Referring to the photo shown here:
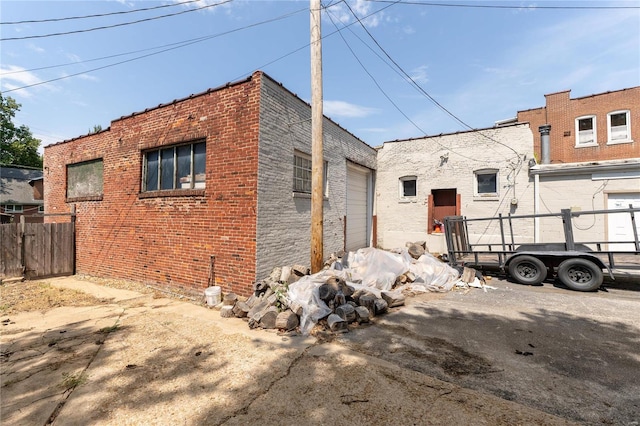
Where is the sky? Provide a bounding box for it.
[1,0,639,152]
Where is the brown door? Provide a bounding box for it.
[428,189,459,233]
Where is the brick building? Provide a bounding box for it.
[517,87,640,245]
[517,87,639,164]
[44,71,376,297]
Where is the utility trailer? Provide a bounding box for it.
[443,207,640,291]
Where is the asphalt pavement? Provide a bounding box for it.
[337,275,640,425]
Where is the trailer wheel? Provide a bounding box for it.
[557,258,603,291]
[508,255,547,285]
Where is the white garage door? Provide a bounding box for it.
[607,193,640,251]
[346,163,370,252]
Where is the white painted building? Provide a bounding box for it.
[530,159,640,250]
[375,123,535,253]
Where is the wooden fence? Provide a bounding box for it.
[0,215,75,280]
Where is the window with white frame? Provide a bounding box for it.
[607,110,631,144]
[293,151,327,195]
[399,176,417,199]
[474,169,498,197]
[3,204,23,213]
[143,140,206,192]
[38,205,44,213]
[575,115,597,146]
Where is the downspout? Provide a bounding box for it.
[536,125,551,243]
[534,173,540,243]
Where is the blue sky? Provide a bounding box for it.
[1,0,639,151]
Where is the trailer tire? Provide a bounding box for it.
[557,258,603,291]
[508,255,547,285]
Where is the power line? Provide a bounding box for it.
[325,3,499,162]
[0,0,201,25]
[366,0,640,10]
[2,7,307,94]
[341,0,522,161]
[0,0,234,42]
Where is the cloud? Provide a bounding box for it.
[324,100,379,118]
[445,8,639,129]
[27,44,45,54]
[325,0,383,28]
[172,0,234,15]
[409,65,429,84]
[77,74,100,82]
[0,65,43,90]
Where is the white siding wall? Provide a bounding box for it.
[376,124,535,252]
[256,76,376,280]
[537,174,640,245]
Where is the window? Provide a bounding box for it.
[38,205,44,213]
[607,110,632,144]
[575,116,597,146]
[143,140,206,192]
[67,159,104,200]
[474,169,498,197]
[3,205,23,213]
[399,176,417,199]
[293,151,327,195]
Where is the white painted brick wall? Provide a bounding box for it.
[538,174,640,244]
[376,124,536,252]
[255,76,376,280]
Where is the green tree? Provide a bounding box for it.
[0,92,43,168]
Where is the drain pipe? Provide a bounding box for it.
[535,125,551,243]
[539,125,551,165]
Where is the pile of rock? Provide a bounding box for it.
[215,261,406,334]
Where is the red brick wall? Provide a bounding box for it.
[518,87,639,164]
[44,73,262,297]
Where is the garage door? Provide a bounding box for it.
[346,163,370,252]
[607,193,640,251]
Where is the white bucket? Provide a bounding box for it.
[204,286,222,306]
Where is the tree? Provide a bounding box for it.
[0,92,43,168]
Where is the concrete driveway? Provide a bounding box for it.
[2,275,637,425]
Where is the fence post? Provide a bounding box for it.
[71,205,76,275]
[19,215,26,277]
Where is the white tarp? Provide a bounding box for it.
[288,247,462,334]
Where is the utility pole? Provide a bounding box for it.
[310,0,323,273]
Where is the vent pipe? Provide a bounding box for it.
[539,125,551,164]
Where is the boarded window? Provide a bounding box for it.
[608,111,630,143]
[143,140,206,192]
[576,116,596,145]
[67,159,104,200]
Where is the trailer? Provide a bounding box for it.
[443,207,640,291]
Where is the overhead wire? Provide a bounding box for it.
[337,0,521,166]
[0,0,234,42]
[365,0,640,10]
[2,7,308,94]
[0,0,202,25]
[324,2,482,162]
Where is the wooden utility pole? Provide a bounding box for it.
[310,0,324,273]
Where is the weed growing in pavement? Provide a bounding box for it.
[97,321,120,334]
[61,371,87,391]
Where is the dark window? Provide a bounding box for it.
[143,141,206,192]
[402,179,416,197]
[475,169,498,196]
